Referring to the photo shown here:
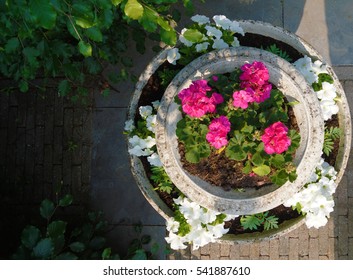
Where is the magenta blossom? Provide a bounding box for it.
[261,122,291,154]
[240,61,270,87]
[178,80,224,118]
[206,116,231,149]
[232,89,254,109]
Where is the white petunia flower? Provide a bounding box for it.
[166,218,180,233]
[205,25,223,39]
[212,38,229,49]
[229,20,245,35]
[188,228,215,250]
[293,55,313,70]
[316,82,337,101]
[305,212,328,229]
[139,105,153,119]
[231,37,240,47]
[195,42,210,52]
[300,68,318,84]
[191,14,210,25]
[213,15,232,29]
[124,119,135,132]
[144,136,156,149]
[129,135,146,149]
[312,60,328,75]
[128,145,145,157]
[146,114,157,133]
[320,99,339,120]
[207,223,229,238]
[179,28,193,47]
[167,48,181,65]
[151,100,160,111]
[199,209,218,224]
[165,232,187,250]
[147,152,162,167]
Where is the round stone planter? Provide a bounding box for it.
[155,47,324,216]
[127,20,351,243]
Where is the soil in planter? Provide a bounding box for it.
[178,103,299,191]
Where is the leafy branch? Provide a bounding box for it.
[323,126,341,156]
[240,211,279,231]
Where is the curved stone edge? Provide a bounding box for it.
[156,47,325,215]
[126,21,351,243]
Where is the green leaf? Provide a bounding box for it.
[124,0,144,20]
[40,199,55,219]
[131,249,147,260]
[47,221,67,238]
[242,160,252,174]
[5,37,20,53]
[59,194,73,207]
[75,18,95,29]
[225,142,247,161]
[157,17,172,31]
[141,235,151,245]
[33,238,54,259]
[183,28,204,43]
[78,41,92,57]
[271,169,289,186]
[271,154,285,168]
[69,242,86,253]
[21,226,41,249]
[111,0,123,5]
[58,80,71,97]
[251,152,264,166]
[240,215,262,230]
[252,165,271,176]
[264,215,279,230]
[139,8,158,32]
[30,0,57,29]
[102,248,111,260]
[89,236,106,250]
[19,80,29,92]
[55,252,78,260]
[85,27,103,42]
[160,29,177,46]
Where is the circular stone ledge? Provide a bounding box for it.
[155,47,325,215]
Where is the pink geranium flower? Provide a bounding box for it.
[206,116,231,149]
[178,80,224,118]
[261,122,291,154]
[232,89,254,109]
[240,61,270,87]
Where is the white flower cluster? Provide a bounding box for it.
[165,196,237,250]
[166,14,246,65]
[293,56,339,120]
[181,14,244,52]
[125,102,162,167]
[284,158,337,229]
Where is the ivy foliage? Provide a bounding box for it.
[0,0,198,101]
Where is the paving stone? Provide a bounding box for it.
[239,243,250,257]
[53,126,63,165]
[0,92,9,128]
[309,238,319,260]
[44,106,54,144]
[309,228,319,239]
[16,127,26,167]
[229,243,241,259]
[220,243,230,257]
[210,243,221,259]
[269,239,280,260]
[43,144,53,183]
[298,227,309,257]
[200,244,210,256]
[54,93,64,126]
[190,247,201,260]
[337,215,349,257]
[249,242,260,259]
[259,241,269,257]
[328,237,335,259]
[349,238,353,260]
[279,237,289,256]
[289,238,299,259]
[348,198,353,236]
[336,175,348,216]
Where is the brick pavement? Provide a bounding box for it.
[0,83,93,258]
[167,67,353,260]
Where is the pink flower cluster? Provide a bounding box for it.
[206,116,231,149]
[178,80,224,118]
[261,122,291,154]
[232,61,272,109]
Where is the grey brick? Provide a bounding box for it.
[336,176,348,216]
[53,126,63,164]
[338,215,349,257]
[318,223,330,256]
[44,106,54,144]
[298,227,309,257]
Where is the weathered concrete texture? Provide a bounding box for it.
[0,86,93,258]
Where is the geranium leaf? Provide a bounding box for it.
[252,165,271,176]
